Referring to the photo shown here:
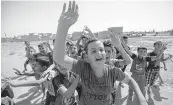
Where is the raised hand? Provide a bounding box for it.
[58,1,79,28]
[109,29,122,48]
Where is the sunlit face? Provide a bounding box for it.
[123,38,128,45]
[137,49,147,58]
[104,46,113,63]
[154,42,162,51]
[82,37,88,45]
[87,41,106,67]
[69,46,77,55]
[30,61,46,74]
[38,45,47,54]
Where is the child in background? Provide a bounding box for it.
[103,39,131,105]
[146,41,167,94]
[122,39,166,101]
[7,57,80,105]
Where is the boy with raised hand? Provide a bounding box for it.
[121,39,167,101]
[146,41,167,94]
[53,1,148,105]
[7,57,80,105]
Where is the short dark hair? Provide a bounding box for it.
[137,47,147,51]
[84,38,99,54]
[154,41,162,46]
[122,36,128,39]
[34,56,50,68]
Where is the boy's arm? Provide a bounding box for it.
[115,70,147,105]
[110,31,131,65]
[161,54,172,62]
[150,46,167,61]
[125,76,147,105]
[121,37,133,57]
[84,25,96,38]
[53,1,79,70]
[57,74,80,98]
[6,74,49,87]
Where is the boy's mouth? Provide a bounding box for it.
[96,57,103,61]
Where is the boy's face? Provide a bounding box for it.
[82,37,88,45]
[123,38,128,45]
[137,49,147,57]
[154,42,162,50]
[30,61,46,74]
[87,41,106,66]
[104,46,113,62]
[38,45,47,54]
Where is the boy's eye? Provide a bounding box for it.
[92,50,97,54]
[100,49,104,52]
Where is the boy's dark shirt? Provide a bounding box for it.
[130,53,152,75]
[147,51,163,69]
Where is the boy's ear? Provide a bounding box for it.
[85,54,90,63]
[43,66,48,70]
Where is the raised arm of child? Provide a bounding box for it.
[6,73,49,87]
[110,30,131,65]
[150,45,167,61]
[121,36,133,57]
[53,1,79,71]
[84,25,96,39]
[57,74,80,99]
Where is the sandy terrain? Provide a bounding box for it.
[1,36,173,105]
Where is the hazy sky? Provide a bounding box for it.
[1,0,173,37]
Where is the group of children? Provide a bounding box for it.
[3,1,173,105]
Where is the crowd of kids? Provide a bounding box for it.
[3,1,173,105]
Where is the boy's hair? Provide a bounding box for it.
[34,56,50,68]
[154,41,162,46]
[84,38,99,54]
[81,35,88,39]
[137,47,147,51]
[122,36,128,39]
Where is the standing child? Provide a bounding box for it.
[103,39,131,105]
[146,41,167,95]
[122,39,166,101]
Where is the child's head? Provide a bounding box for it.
[84,38,106,67]
[137,47,147,57]
[56,64,68,75]
[81,35,88,45]
[38,43,47,54]
[30,57,50,74]
[153,41,163,51]
[122,36,128,45]
[69,45,77,56]
[103,40,113,62]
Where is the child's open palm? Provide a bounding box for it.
[59,1,79,28]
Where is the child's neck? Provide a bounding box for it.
[91,65,104,77]
[138,56,143,60]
